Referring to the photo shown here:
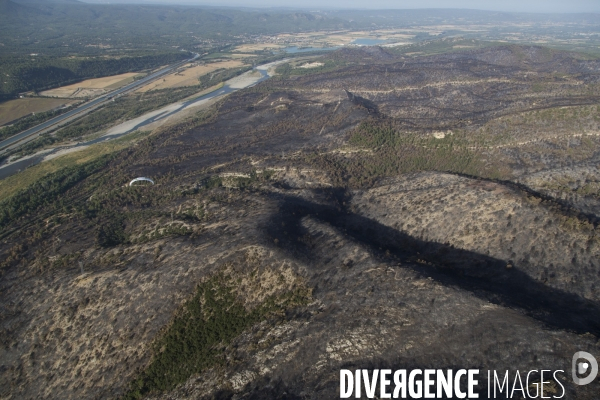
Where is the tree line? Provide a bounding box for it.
[0,52,190,101]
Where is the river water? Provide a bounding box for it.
[351,38,386,46]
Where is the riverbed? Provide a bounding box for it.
[0,59,289,180]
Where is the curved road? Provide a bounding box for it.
[0,53,199,154]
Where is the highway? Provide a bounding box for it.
[0,58,289,180]
[0,52,199,154]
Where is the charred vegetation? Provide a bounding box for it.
[2,44,600,399]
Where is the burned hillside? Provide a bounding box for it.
[1,45,600,399]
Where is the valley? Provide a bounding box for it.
[1,2,600,399]
[1,43,600,399]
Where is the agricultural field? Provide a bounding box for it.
[278,29,415,47]
[233,43,284,52]
[0,97,77,126]
[135,60,245,92]
[39,72,144,98]
[223,53,258,59]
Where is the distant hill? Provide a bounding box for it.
[0,2,353,58]
[0,2,351,37]
[327,7,600,25]
[0,0,45,16]
[0,0,349,100]
[2,3,598,60]
[13,0,82,4]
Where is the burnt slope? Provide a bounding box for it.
[1,45,600,399]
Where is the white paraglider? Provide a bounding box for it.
[129,177,155,186]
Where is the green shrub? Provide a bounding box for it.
[0,154,113,232]
[122,272,310,399]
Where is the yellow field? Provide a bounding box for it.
[136,60,244,92]
[308,31,415,46]
[233,43,283,52]
[40,72,142,98]
[0,98,77,126]
[224,53,257,59]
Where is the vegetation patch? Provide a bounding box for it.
[311,119,498,188]
[95,213,129,247]
[123,267,311,399]
[0,130,151,203]
[0,153,113,233]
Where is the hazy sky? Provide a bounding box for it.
[105,0,600,13]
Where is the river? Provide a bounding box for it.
[0,60,287,180]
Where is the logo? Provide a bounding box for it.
[572,351,598,386]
